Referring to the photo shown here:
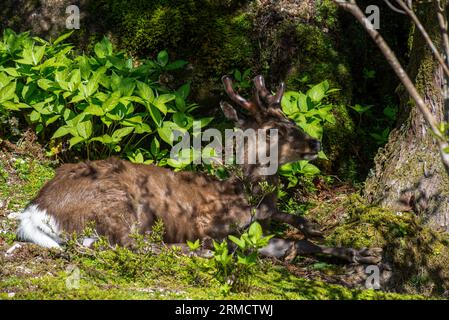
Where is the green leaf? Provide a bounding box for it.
[281,91,299,115]
[112,127,134,140]
[90,134,114,144]
[136,81,154,102]
[53,31,73,45]
[157,50,169,67]
[248,222,263,242]
[307,81,329,102]
[1,68,19,77]
[165,60,187,70]
[150,137,160,156]
[186,239,200,251]
[37,79,54,91]
[176,83,190,100]
[69,136,84,148]
[0,81,16,103]
[118,78,136,96]
[157,126,175,146]
[1,101,30,111]
[84,104,105,116]
[76,120,93,139]
[228,235,246,250]
[103,92,121,112]
[32,45,46,65]
[153,94,175,114]
[350,104,373,114]
[94,37,113,58]
[299,160,321,176]
[52,126,73,139]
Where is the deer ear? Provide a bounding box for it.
[220,101,240,123]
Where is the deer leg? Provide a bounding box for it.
[258,238,382,264]
[271,211,323,239]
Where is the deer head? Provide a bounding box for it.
[220,75,321,168]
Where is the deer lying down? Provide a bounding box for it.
[16,75,382,264]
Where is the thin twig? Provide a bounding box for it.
[333,0,449,174]
[394,0,449,79]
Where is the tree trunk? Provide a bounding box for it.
[364,3,449,231]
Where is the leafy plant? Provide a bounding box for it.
[0,29,210,169]
[231,68,252,91]
[210,221,272,294]
[280,80,338,187]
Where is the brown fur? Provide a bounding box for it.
[33,157,252,245]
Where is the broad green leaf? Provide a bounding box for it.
[103,92,121,112]
[299,160,321,176]
[157,126,175,146]
[157,50,169,67]
[147,103,162,127]
[90,134,114,144]
[84,104,104,116]
[52,125,73,139]
[150,137,160,156]
[53,31,73,45]
[32,45,46,65]
[307,81,328,102]
[29,110,41,122]
[44,114,61,125]
[248,222,263,242]
[1,68,19,77]
[0,81,16,103]
[112,127,134,140]
[176,83,190,100]
[165,60,187,70]
[136,81,154,102]
[94,37,113,58]
[118,78,135,96]
[153,94,175,114]
[76,120,93,139]
[69,136,84,148]
[1,101,30,111]
[37,79,54,91]
[228,235,245,250]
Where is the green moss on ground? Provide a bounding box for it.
[0,243,422,300]
[322,194,449,297]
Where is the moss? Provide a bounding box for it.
[285,24,351,97]
[5,159,55,210]
[0,243,422,300]
[324,194,449,296]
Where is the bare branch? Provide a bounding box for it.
[383,0,407,14]
[333,0,449,173]
[394,0,449,79]
[435,0,449,64]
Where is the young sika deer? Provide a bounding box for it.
[17,76,382,264]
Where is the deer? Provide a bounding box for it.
[16,75,382,265]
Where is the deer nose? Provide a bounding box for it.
[310,140,321,152]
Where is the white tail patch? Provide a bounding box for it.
[16,205,62,249]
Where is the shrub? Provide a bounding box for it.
[0,29,211,167]
[279,80,338,187]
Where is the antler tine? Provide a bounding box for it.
[253,75,285,107]
[253,75,271,103]
[272,82,285,106]
[222,75,259,114]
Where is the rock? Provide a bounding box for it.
[5,243,21,257]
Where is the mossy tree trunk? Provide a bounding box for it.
[364,3,449,231]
